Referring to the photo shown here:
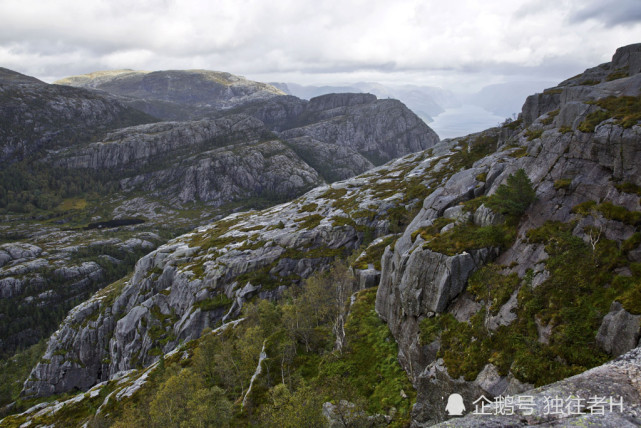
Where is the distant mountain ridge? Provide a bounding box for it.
[273,81,458,123]
[0,67,157,165]
[55,69,286,121]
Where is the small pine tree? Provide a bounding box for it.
[487,169,536,218]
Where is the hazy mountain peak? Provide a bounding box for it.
[55,68,287,121]
[0,67,45,85]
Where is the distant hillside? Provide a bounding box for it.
[0,67,157,165]
[273,81,457,123]
[56,69,286,121]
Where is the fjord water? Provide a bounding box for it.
[429,104,507,139]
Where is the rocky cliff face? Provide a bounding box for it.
[22,149,437,397]
[47,114,323,207]
[46,91,438,205]
[280,94,433,170]
[0,230,162,355]
[256,92,438,181]
[376,43,641,426]
[0,68,437,361]
[6,44,641,427]
[0,68,156,165]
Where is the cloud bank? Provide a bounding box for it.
[0,0,639,91]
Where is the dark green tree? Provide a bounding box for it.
[487,168,536,218]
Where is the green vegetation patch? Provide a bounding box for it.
[503,118,523,131]
[525,128,544,141]
[571,200,597,216]
[410,217,454,242]
[296,214,324,230]
[353,235,397,270]
[0,340,47,411]
[316,288,416,423]
[194,294,234,312]
[299,203,318,213]
[579,96,641,132]
[540,109,559,126]
[467,264,520,315]
[575,201,641,226]
[508,147,528,158]
[596,201,641,225]
[320,187,348,200]
[419,171,534,255]
[554,178,572,190]
[485,169,537,221]
[615,181,641,196]
[616,278,641,314]
[236,237,267,251]
[424,223,515,256]
[423,219,631,386]
[331,215,357,228]
[188,217,244,251]
[461,195,489,214]
[606,67,629,82]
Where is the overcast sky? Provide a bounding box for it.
[1,0,640,93]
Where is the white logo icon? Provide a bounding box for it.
[446,393,466,416]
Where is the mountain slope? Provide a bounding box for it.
[0,68,436,371]
[21,147,437,397]
[0,68,157,165]
[55,69,286,121]
[275,81,457,123]
[376,42,641,426]
[7,44,641,428]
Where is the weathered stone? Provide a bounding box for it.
[596,301,641,357]
[613,43,641,75]
[0,243,42,268]
[379,43,641,427]
[473,205,503,227]
[354,267,381,290]
[443,206,472,224]
[432,346,641,427]
[0,277,23,299]
[474,364,508,397]
[23,150,433,398]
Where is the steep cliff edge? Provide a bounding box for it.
[376,43,641,426]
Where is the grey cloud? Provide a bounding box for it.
[568,0,641,27]
[0,0,637,94]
